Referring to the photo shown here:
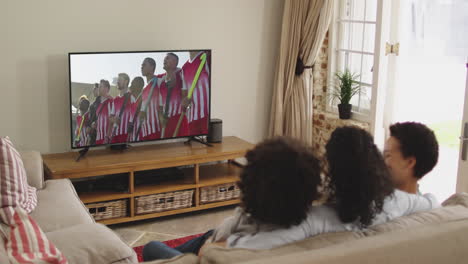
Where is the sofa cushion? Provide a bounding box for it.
[238,220,468,264]
[142,254,199,264]
[0,206,67,264]
[20,150,45,190]
[46,223,137,264]
[0,137,37,213]
[201,231,363,264]
[30,179,94,232]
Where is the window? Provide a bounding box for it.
[328,0,378,120]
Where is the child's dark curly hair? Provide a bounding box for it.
[238,137,322,228]
[325,126,394,227]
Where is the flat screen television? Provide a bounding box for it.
[69,50,211,149]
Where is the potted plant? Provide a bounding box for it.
[330,69,361,119]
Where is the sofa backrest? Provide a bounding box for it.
[201,193,468,264]
[365,204,468,235]
[238,219,468,264]
[200,231,364,264]
[20,151,45,190]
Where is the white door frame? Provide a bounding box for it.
[456,62,468,193]
[370,0,392,148]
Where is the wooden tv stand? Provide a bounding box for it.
[42,136,253,225]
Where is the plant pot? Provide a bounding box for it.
[338,104,352,119]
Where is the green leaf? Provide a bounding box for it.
[329,68,362,105]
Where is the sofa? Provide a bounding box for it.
[0,151,138,264]
[143,193,468,264]
[2,150,468,264]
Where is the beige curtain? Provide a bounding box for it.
[269,0,334,144]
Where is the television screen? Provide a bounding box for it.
[69,50,211,149]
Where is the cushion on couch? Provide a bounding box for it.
[200,231,364,264]
[0,137,37,213]
[0,206,68,264]
[46,223,137,264]
[30,179,94,233]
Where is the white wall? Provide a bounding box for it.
[0,0,284,153]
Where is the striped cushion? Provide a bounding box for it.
[0,207,68,264]
[0,137,37,213]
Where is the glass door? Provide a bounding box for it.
[385,0,468,201]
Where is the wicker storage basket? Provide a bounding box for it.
[86,199,128,220]
[200,182,240,204]
[135,189,194,215]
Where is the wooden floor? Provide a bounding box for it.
[110,205,236,247]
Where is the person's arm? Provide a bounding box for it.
[210,208,243,243]
[105,102,114,143]
[109,100,117,126]
[180,69,187,92]
[74,117,80,137]
[140,78,157,117]
[196,208,243,256]
[179,70,192,109]
[225,206,339,250]
[387,190,440,219]
[158,92,168,127]
[404,192,440,214]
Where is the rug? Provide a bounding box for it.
[133,233,203,262]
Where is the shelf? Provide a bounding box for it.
[134,180,196,197]
[198,163,242,187]
[134,167,196,196]
[80,191,131,204]
[197,199,241,209]
[99,199,240,225]
[98,216,135,225]
[42,136,252,225]
[133,183,197,196]
[43,136,253,179]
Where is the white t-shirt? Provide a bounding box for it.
[224,190,439,250]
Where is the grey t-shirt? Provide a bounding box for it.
[212,190,439,250]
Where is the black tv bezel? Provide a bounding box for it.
[68,49,212,150]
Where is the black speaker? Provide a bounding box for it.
[207,118,222,143]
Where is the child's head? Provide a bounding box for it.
[384,122,439,190]
[325,126,394,227]
[238,137,321,228]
